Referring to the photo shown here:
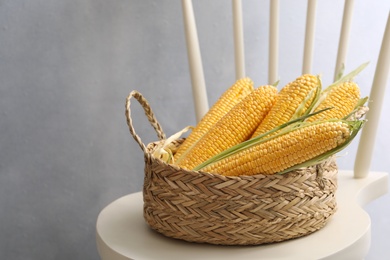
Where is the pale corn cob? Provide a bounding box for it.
[251,74,320,138]
[176,85,278,170]
[202,121,351,176]
[174,78,254,162]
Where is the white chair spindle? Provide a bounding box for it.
[181,0,209,122]
[334,0,355,80]
[302,0,317,74]
[269,0,279,84]
[354,11,390,178]
[232,0,246,79]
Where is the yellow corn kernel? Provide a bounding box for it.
[202,121,350,176]
[176,85,278,170]
[174,78,254,162]
[251,74,320,138]
[307,81,360,122]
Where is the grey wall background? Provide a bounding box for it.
[1,0,389,259]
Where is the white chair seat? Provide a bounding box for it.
[96,171,388,260]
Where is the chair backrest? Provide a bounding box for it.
[180,0,390,179]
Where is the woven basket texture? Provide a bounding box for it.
[126,90,338,246]
[143,140,337,245]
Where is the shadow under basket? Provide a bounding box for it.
[126,90,338,246]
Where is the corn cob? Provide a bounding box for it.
[201,121,352,176]
[251,74,320,138]
[176,85,278,170]
[306,81,360,122]
[174,78,254,162]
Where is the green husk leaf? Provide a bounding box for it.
[291,75,322,119]
[335,63,345,81]
[355,96,369,108]
[310,63,369,113]
[193,107,332,171]
[277,119,365,174]
[324,62,369,92]
[272,80,280,87]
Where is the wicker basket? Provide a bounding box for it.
[126,90,338,245]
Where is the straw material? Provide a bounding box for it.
[126,90,338,245]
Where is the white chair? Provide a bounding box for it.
[96,1,389,259]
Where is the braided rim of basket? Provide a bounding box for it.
[144,139,336,190]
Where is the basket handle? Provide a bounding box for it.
[125,90,166,154]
